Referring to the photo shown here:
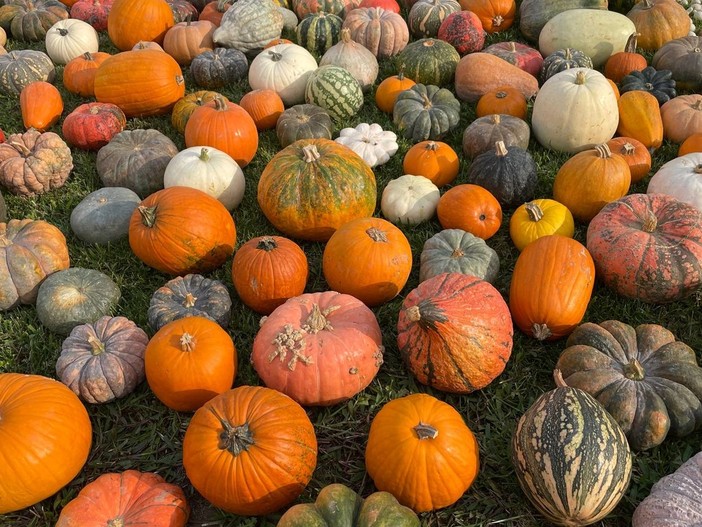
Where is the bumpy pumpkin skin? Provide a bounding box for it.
[398,272,513,393]
[62,102,127,151]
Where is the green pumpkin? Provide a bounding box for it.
[190,48,249,89]
[539,48,592,85]
[0,49,56,96]
[419,229,500,284]
[518,0,608,42]
[407,0,461,39]
[296,11,342,55]
[305,65,364,122]
[70,187,141,245]
[396,38,460,86]
[276,104,334,148]
[556,320,702,451]
[393,83,460,142]
[0,0,68,41]
[277,483,420,527]
[619,66,677,106]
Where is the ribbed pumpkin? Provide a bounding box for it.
[538,47,593,85]
[661,95,702,144]
[619,66,677,106]
[170,90,224,133]
[408,0,461,38]
[436,10,485,55]
[393,83,460,142]
[0,0,68,42]
[190,47,248,89]
[460,0,515,33]
[304,64,364,122]
[396,38,460,86]
[94,49,185,117]
[239,89,284,130]
[107,0,175,50]
[257,138,376,241]
[586,193,702,303]
[626,0,690,51]
[296,11,342,54]
[512,370,633,526]
[402,140,458,187]
[128,186,236,276]
[617,89,664,150]
[398,272,513,393]
[604,32,647,83]
[419,229,500,284]
[62,102,126,150]
[509,199,575,252]
[162,16,215,65]
[509,235,595,341]
[276,104,333,148]
[342,6,409,59]
[62,51,111,97]
[0,49,56,96]
[375,70,416,113]
[319,28,378,92]
[462,113,530,159]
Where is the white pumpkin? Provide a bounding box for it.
[248,43,318,106]
[381,174,440,225]
[163,146,245,211]
[320,28,379,92]
[531,68,619,153]
[45,19,99,65]
[335,123,398,168]
[279,7,298,32]
[647,152,702,213]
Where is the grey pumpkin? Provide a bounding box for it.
[70,187,141,245]
[420,229,500,284]
[0,49,56,96]
[394,84,460,142]
[539,48,593,85]
[276,104,334,148]
[462,113,531,159]
[190,47,249,89]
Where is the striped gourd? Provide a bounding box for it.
[408,0,461,38]
[292,0,350,18]
[396,38,460,86]
[305,65,363,122]
[296,12,342,55]
[512,370,633,526]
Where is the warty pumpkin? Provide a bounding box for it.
[70,0,114,31]
[437,10,485,55]
[19,80,62,131]
[62,102,126,150]
[107,0,175,50]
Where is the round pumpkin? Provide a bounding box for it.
[305,64,364,123]
[190,47,248,89]
[276,103,333,148]
[509,199,575,252]
[342,6,409,59]
[437,10,485,55]
[660,94,702,144]
[396,37,460,86]
[626,0,690,51]
[647,153,702,213]
[0,0,69,42]
[460,0,515,33]
[70,0,114,31]
[162,16,215,65]
[402,140,458,187]
[436,184,503,240]
[0,49,55,96]
[171,90,225,133]
[380,174,440,225]
[62,102,127,151]
[375,70,416,114]
[462,113,530,159]
[408,0,461,39]
[248,43,318,107]
[606,136,652,183]
[475,86,527,119]
[319,27,378,92]
[239,88,284,130]
[419,228,500,283]
[62,51,111,97]
[652,35,702,91]
[107,0,175,50]
[70,187,140,245]
[393,83,460,142]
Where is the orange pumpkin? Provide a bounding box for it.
[19,81,63,131]
[94,49,185,117]
[617,90,664,150]
[145,316,236,412]
[171,90,226,134]
[128,186,236,276]
[608,78,621,100]
[365,393,480,512]
[0,373,92,514]
[509,235,595,340]
[459,0,516,32]
[231,235,308,314]
[626,0,691,51]
[239,89,285,131]
[162,17,216,65]
[678,132,702,156]
[107,0,175,51]
[264,37,293,48]
[604,33,647,83]
[184,95,258,167]
[402,140,458,187]
[182,385,318,515]
[607,136,652,182]
[199,0,233,26]
[322,217,412,307]
[62,51,111,97]
[475,86,527,119]
[374,70,416,114]
[436,184,502,240]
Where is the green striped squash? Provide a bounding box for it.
[296,12,343,55]
[305,65,364,122]
[408,0,461,39]
[396,38,460,86]
[512,370,633,526]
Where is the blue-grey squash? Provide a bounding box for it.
[70,187,140,245]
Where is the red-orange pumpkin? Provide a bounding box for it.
[436,184,502,240]
[402,140,458,187]
[606,136,652,183]
[62,51,111,97]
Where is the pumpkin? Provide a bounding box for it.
[252,291,383,404]
[402,140,458,187]
[70,187,140,245]
[70,0,113,30]
[460,0,515,33]
[679,132,702,156]
[509,199,575,251]
[396,38,460,86]
[276,103,333,148]
[163,146,245,211]
[162,17,215,65]
[616,90,664,150]
[557,320,702,451]
[539,47,593,85]
[647,153,702,213]
[437,10,485,55]
[148,273,232,330]
[661,94,702,143]
[408,0,461,39]
[257,139,376,242]
[0,0,68,42]
[128,186,236,276]
[19,81,63,131]
[0,49,55,96]
[632,452,702,526]
[374,70,415,113]
[586,193,702,303]
[190,47,248,88]
[36,267,121,335]
[436,184,502,240]
[462,113,530,159]
[168,0,199,21]
[0,373,92,514]
[248,43,318,107]
[44,18,98,65]
[335,123,398,168]
[532,68,619,153]
[518,0,608,43]
[607,137,652,182]
[365,392,480,512]
[393,83,460,142]
[342,6,409,59]
[627,0,690,51]
[358,0,400,11]
[419,229,499,283]
[62,51,111,97]
[652,35,702,91]
[509,235,595,340]
[199,0,232,25]
[0,129,73,196]
[0,219,69,311]
[475,86,527,119]
[619,66,677,106]
[604,33,647,83]
[184,95,259,168]
[145,315,236,412]
[296,11,342,55]
[305,65,364,122]
[277,483,420,527]
[239,88,284,130]
[107,0,174,50]
[292,0,351,18]
[454,52,539,103]
[56,316,149,404]
[131,40,165,51]
[182,385,318,515]
[380,174,440,225]
[62,102,126,151]
[96,128,178,198]
[231,235,308,314]
[55,471,189,527]
[512,370,633,526]
[171,90,225,133]
[319,28,378,92]
[483,41,543,77]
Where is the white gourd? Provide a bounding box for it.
[45,19,99,65]
[381,174,440,225]
[248,43,318,106]
[647,152,702,213]
[335,123,398,167]
[320,28,379,92]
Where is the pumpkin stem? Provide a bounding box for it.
[58,28,68,36]
[525,202,544,222]
[107,518,125,527]
[8,140,32,157]
[642,210,657,233]
[185,13,193,24]
[413,422,439,440]
[405,305,421,322]
[137,205,157,227]
[90,104,100,115]
[492,14,504,27]
[594,143,612,158]
[624,358,645,380]
[303,303,339,334]
[494,140,508,157]
[366,227,388,243]
[256,236,278,251]
[199,147,210,162]
[451,248,464,258]
[183,292,197,308]
[212,96,228,111]
[693,100,702,111]
[340,27,352,43]
[495,91,507,99]
[621,142,635,156]
[532,323,552,340]
[87,335,105,355]
[176,75,185,86]
[641,0,653,8]
[425,140,438,151]
[624,33,639,53]
[180,332,195,352]
[695,164,702,174]
[489,114,501,124]
[422,92,433,109]
[509,42,516,52]
[83,51,94,61]
[574,70,587,85]
[553,369,567,388]
[302,144,321,163]
[211,408,255,455]
[564,48,573,60]
[268,50,283,62]
[423,39,435,48]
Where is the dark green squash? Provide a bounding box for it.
[396,38,460,86]
[652,36,702,91]
[0,49,56,96]
[619,66,676,106]
[518,0,608,42]
[556,320,702,451]
[539,48,593,85]
[419,229,500,284]
[276,483,420,527]
[466,141,537,209]
[393,83,460,142]
[70,187,141,245]
[407,0,461,39]
[296,11,342,55]
[276,103,333,148]
[462,113,530,159]
[0,0,68,41]
[190,47,249,89]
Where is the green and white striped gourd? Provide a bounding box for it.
[408,0,461,39]
[396,38,460,86]
[512,370,633,526]
[305,65,363,121]
[296,11,343,55]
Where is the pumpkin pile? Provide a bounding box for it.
[1,0,702,524]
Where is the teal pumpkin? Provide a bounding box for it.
[393,83,460,142]
[70,187,141,245]
[396,38,460,86]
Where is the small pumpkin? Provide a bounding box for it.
[460,0,515,33]
[45,18,99,65]
[374,70,416,113]
[539,47,593,85]
[619,66,677,106]
[380,174,440,225]
[70,187,140,245]
[295,11,342,55]
[276,103,333,148]
[190,47,248,88]
[419,229,499,283]
[239,88,284,131]
[604,33,647,83]
[462,113,530,159]
[436,184,502,240]
[475,86,527,119]
[171,90,225,133]
[69,0,113,31]
[335,123,398,168]
[62,51,111,97]
[393,83,460,142]
[509,199,575,251]
[679,132,702,156]
[19,81,63,131]
[606,136,652,182]
[199,0,232,25]
[62,102,126,150]
[402,140,458,187]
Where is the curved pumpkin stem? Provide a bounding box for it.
[267,50,283,62]
[624,33,639,53]
[624,358,645,380]
[213,96,228,111]
[425,140,438,152]
[8,140,32,157]
[87,335,105,355]
[594,143,612,158]
[340,27,352,44]
[304,304,339,333]
[492,14,504,27]
[553,369,568,388]
[183,292,197,308]
[413,422,439,440]
[532,323,552,341]
[525,202,544,222]
[621,142,635,156]
[137,205,157,227]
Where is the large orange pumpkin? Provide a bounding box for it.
[509,235,595,341]
[128,186,236,276]
[0,373,92,514]
[107,0,175,51]
[182,385,318,515]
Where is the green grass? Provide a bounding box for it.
[1,9,702,527]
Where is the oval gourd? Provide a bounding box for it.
[518,0,608,42]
